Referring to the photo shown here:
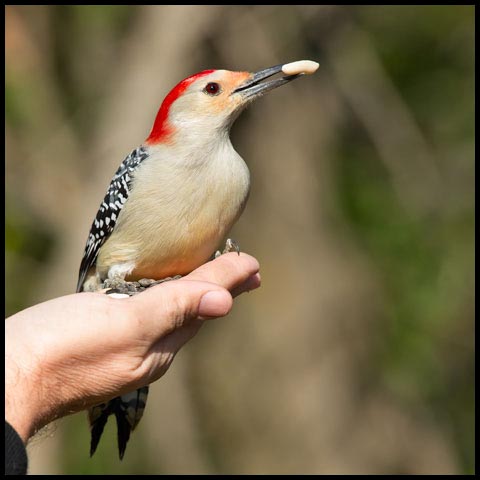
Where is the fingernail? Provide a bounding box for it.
[198,290,231,317]
[246,272,261,290]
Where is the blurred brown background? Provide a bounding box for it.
[5,5,474,475]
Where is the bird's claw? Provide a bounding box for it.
[104,275,182,296]
[214,238,240,258]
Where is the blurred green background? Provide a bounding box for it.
[5,5,474,475]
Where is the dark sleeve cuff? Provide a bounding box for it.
[5,421,28,475]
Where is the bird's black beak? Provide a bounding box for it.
[232,64,301,98]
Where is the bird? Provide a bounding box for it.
[77,60,319,460]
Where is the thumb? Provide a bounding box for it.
[197,289,234,318]
[129,280,233,339]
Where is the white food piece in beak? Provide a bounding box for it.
[282,60,319,76]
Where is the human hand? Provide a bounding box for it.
[5,252,260,443]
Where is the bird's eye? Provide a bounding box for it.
[204,82,221,96]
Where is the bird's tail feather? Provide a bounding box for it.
[89,386,149,460]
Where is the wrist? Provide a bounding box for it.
[5,326,53,443]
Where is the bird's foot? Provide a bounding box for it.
[104,275,182,296]
[103,277,130,293]
[214,238,240,259]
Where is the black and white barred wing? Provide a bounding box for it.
[76,147,150,292]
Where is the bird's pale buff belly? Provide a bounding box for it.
[97,172,248,281]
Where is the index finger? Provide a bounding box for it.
[183,252,260,291]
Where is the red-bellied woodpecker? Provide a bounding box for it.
[77,60,318,459]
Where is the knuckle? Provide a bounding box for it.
[162,290,191,331]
